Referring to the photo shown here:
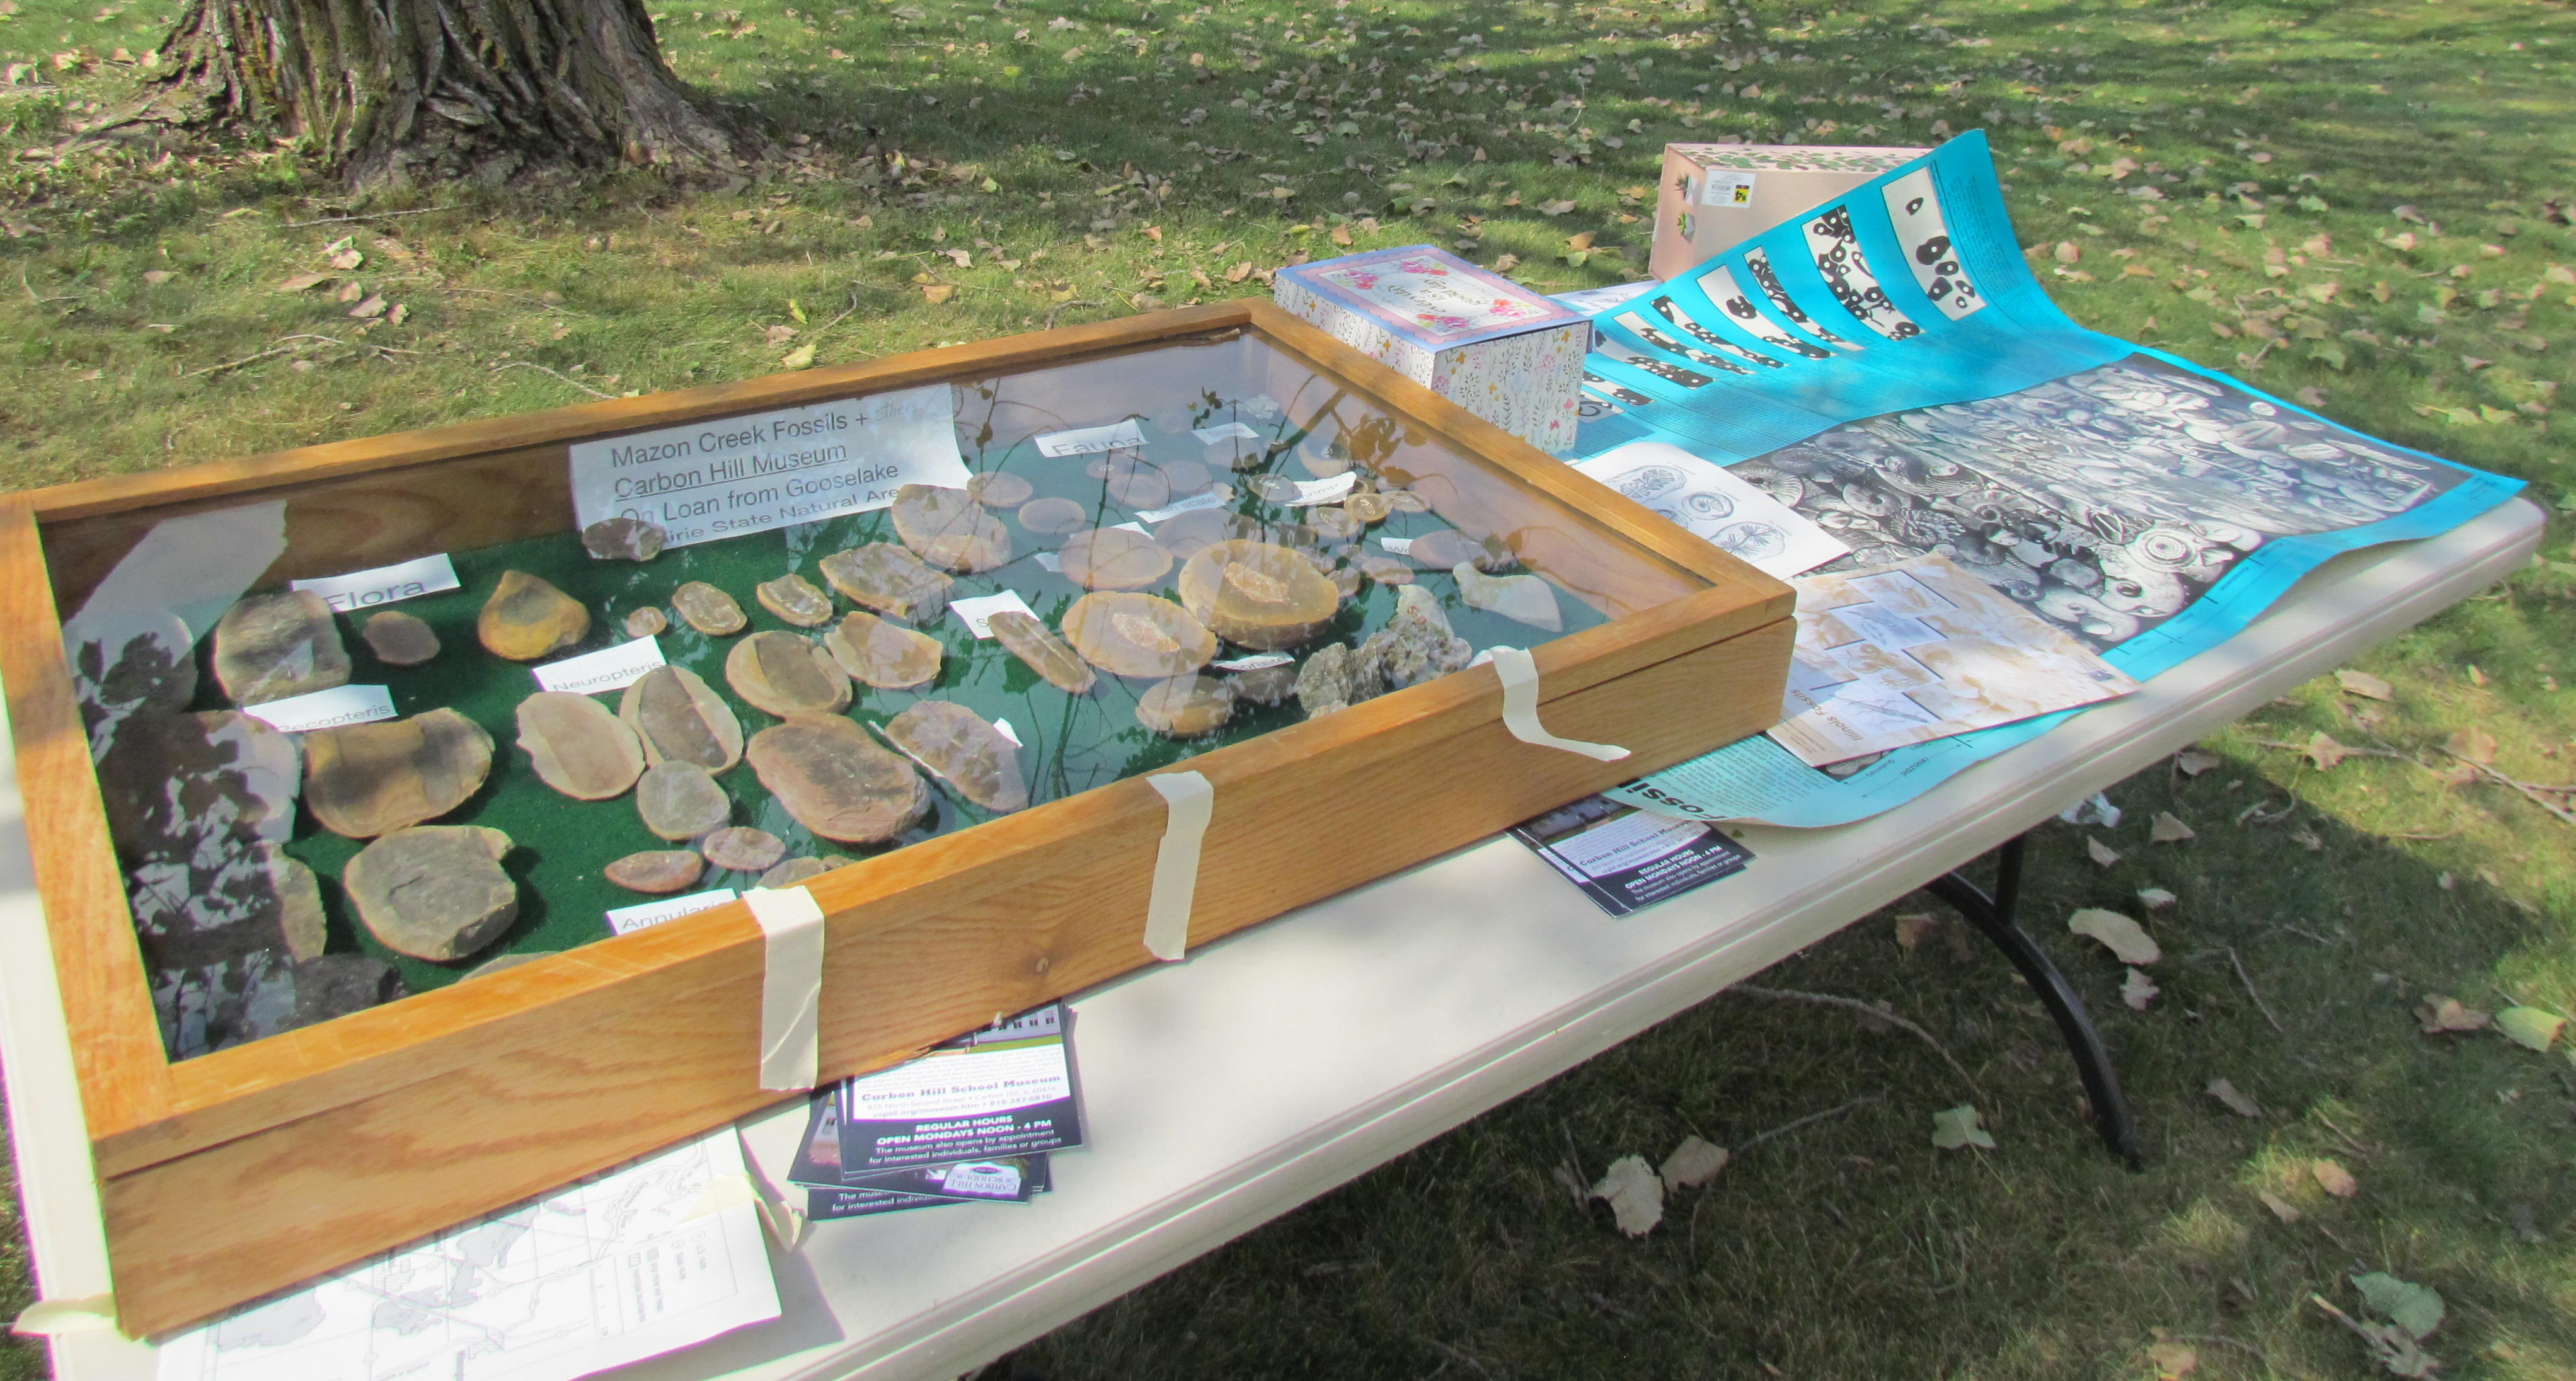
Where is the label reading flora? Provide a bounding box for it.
[567,384,969,549]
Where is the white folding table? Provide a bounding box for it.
[5,497,2543,1381]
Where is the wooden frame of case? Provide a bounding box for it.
[0,301,1792,1336]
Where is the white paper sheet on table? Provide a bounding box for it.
[152,1131,779,1381]
[1570,440,1846,580]
[1771,554,2138,767]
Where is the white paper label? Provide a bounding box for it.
[1134,490,1227,524]
[1700,169,1759,207]
[1211,653,1293,672]
[567,384,968,550]
[1377,536,1416,556]
[532,636,666,695]
[1032,418,1146,457]
[948,590,1038,639]
[606,888,739,936]
[1192,422,1260,444]
[289,553,460,613]
[1033,551,1062,572]
[937,1163,1023,1196]
[1108,520,1150,536]
[1544,810,1710,880]
[241,684,395,733]
[845,1042,1072,1120]
[992,718,1021,747]
[1284,473,1359,507]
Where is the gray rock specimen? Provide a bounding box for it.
[465,951,554,980]
[1294,643,1380,718]
[819,543,953,624]
[1357,555,1415,585]
[1413,529,1519,573]
[755,574,835,627]
[1358,585,1476,690]
[822,610,943,690]
[605,849,706,894]
[290,954,408,1027]
[302,708,495,838]
[582,517,667,562]
[618,665,744,772]
[360,610,441,665]
[213,590,352,706]
[478,571,590,661]
[1226,662,1299,706]
[747,715,929,844]
[700,826,786,873]
[725,631,852,718]
[1455,564,1563,632]
[515,691,646,801]
[890,484,1013,573]
[882,701,1027,813]
[343,825,518,961]
[757,856,849,888]
[670,581,748,636]
[635,760,731,840]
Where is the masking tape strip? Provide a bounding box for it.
[9,1295,117,1338]
[745,886,825,1092]
[1491,646,1631,762]
[1144,771,1214,962]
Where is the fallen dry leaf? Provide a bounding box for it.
[2445,725,2498,765]
[1892,912,1943,953]
[1330,223,1353,246]
[2493,1006,2565,1052]
[2304,731,2349,772]
[2313,1157,2359,1198]
[2054,240,2082,263]
[2071,908,2161,964]
[1538,198,1577,216]
[2437,761,2480,789]
[328,248,364,270]
[1930,1104,1996,1150]
[2137,886,2178,910]
[1592,1154,1663,1235]
[277,273,331,293]
[780,341,817,369]
[921,284,957,304]
[1565,230,1596,251]
[386,303,408,326]
[346,294,387,319]
[2259,1189,2303,1223]
[2148,1338,2200,1380]
[2175,747,2222,776]
[1223,260,1254,283]
[2417,995,2492,1034]
[141,269,175,285]
[1659,1136,1729,1191]
[2207,1077,2263,1118]
[2151,812,2197,844]
[2122,966,2161,1011]
[2087,836,2122,869]
[2337,669,2395,701]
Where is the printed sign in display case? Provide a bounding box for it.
[0,301,1791,1334]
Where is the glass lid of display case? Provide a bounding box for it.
[50,325,1713,1060]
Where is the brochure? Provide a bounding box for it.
[1510,793,1754,917]
[834,1002,1084,1175]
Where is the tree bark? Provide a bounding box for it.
[141,0,756,189]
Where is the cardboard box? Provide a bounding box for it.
[1273,245,1588,456]
[1650,144,1929,280]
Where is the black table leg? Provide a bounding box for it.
[1924,834,2144,1169]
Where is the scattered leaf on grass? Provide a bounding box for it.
[347,294,387,319]
[921,284,957,304]
[2305,731,2349,771]
[2337,669,2395,701]
[1591,1154,1662,1235]
[1930,1104,1995,1150]
[2148,1339,2200,1380]
[277,273,331,292]
[2259,1190,2303,1222]
[2352,1273,2446,1340]
[2175,746,2222,776]
[1565,231,1596,251]
[2313,1158,2359,1198]
[2207,1077,2263,1118]
[1659,1136,1729,1191]
[2445,725,2498,765]
[2087,836,2122,868]
[2151,811,2196,844]
[1538,198,1577,215]
[2122,966,2161,1010]
[2071,908,2161,964]
[141,269,175,285]
[2493,1006,2564,1052]
[1892,912,1943,952]
[780,342,817,370]
[2417,995,2491,1034]
[328,248,364,270]
[2137,887,2178,910]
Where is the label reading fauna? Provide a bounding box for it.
[567,385,969,549]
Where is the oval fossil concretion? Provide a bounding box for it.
[699,825,786,873]
[605,849,704,895]
[891,483,1014,573]
[343,825,517,961]
[1096,457,1170,511]
[1016,496,1091,537]
[1357,555,1416,585]
[515,690,647,801]
[1343,491,1394,525]
[1176,539,1342,651]
[987,610,1096,694]
[360,610,440,667]
[747,715,929,844]
[214,590,352,705]
[303,708,494,839]
[478,571,589,661]
[969,471,1035,508]
[1061,592,1217,679]
[1057,527,1174,591]
[1152,507,1258,561]
[1136,675,1236,737]
[634,760,731,840]
[623,605,670,639]
[617,665,744,772]
[881,701,1028,813]
[754,573,836,627]
[581,517,666,562]
[822,610,943,689]
[725,631,853,718]
[819,544,954,624]
[1410,528,1519,573]
[670,581,749,636]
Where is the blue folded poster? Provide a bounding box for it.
[1565,132,2521,828]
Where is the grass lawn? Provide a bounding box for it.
[4,0,2575,1375]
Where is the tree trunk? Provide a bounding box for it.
[142,0,756,189]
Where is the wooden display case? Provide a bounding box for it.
[0,301,1792,1336]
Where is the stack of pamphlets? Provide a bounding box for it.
[786,1002,1083,1219]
